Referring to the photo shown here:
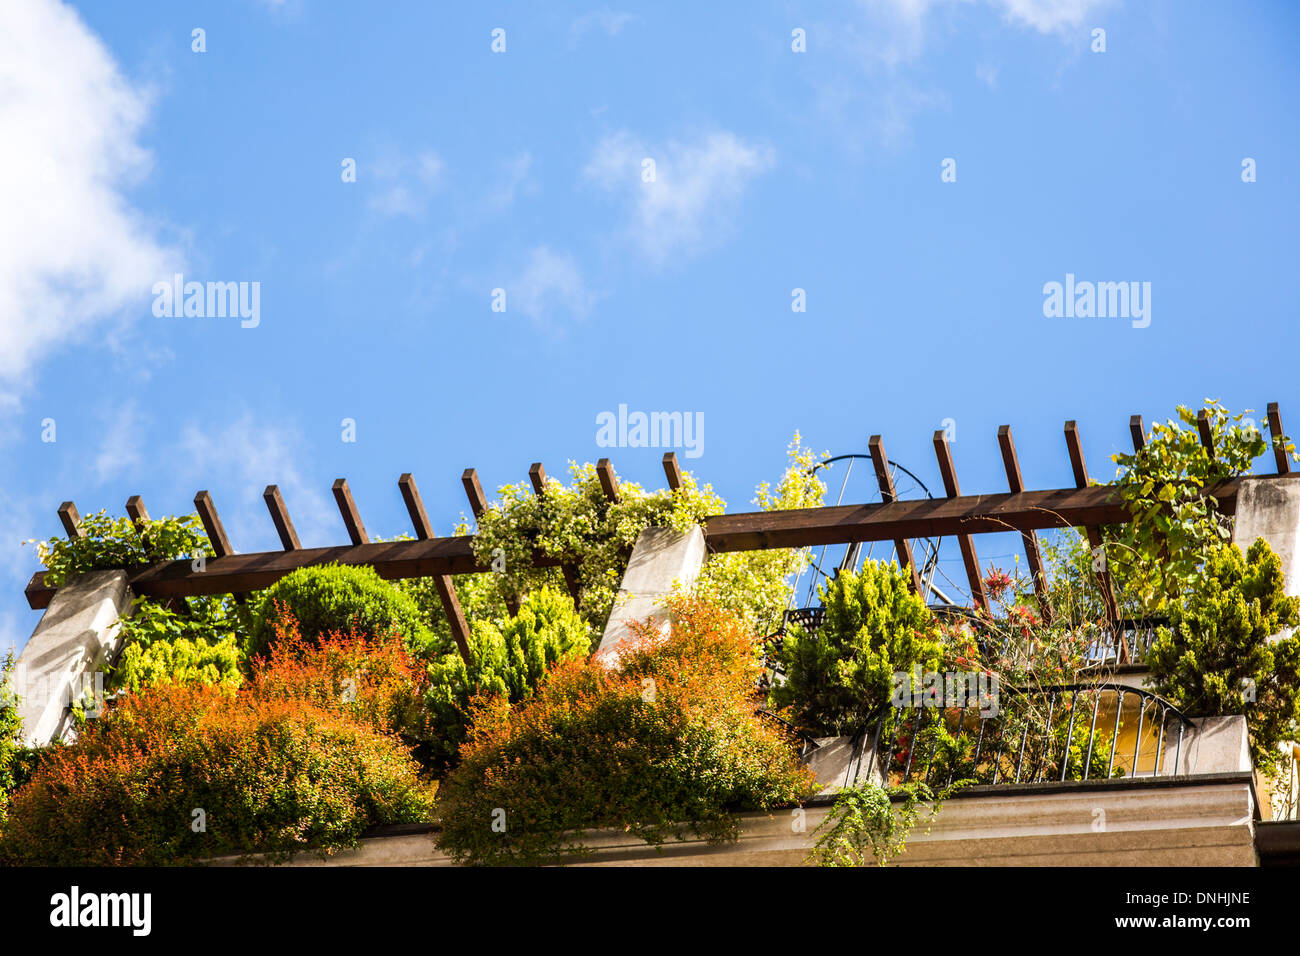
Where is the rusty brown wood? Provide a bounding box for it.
[933,431,986,609]
[868,435,922,595]
[529,461,582,609]
[1269,403,1290,474]
[997,426,1051,623]
[462,468,489,518]
[263,485,301,551]
[398,473,471,663]
[1063,421,1122,639]
[596,458,620,503]
[332,478,369,546]
[58,501,83,539]
[662,452,683,491]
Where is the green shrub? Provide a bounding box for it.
[112,635,243,695]
[1147,538,1300,772]
[0,683,436,866]
[771,560,943,737]
[248,563,432,660]
[0,650,22,824]
[29,511,212,588]
[424,586,591,769]
[436,596,816,865]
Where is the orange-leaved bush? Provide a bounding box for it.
[0,682,435,866]
[436,595,818,865]
[248,611,434,750]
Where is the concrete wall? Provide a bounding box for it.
[11,570,132,746]
[1232,477,1300,599]
[597,526,706,657]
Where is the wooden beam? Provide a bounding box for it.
[398,474,435,540]
[461,468,489,519]
[263,485,301,551]
[1063,421,1121,630]
[528,462,582,609]
[662,452,683,491]
[1129,415,1146,451]
[997,426,1051,623]
[331,478,368,546]
[868,435,922,595]
[398,473,471,663]
[1268,403,1290,474]
[125,496,150,531]
[932,431,986,609]
[194,491,233,557]
[596,458,620,503]
[1197,409,1215,455]
[25,474,1291,612]
[57,501,83,539]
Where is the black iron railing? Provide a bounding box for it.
[857,683,1192,790]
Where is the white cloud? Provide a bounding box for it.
[583,130,774,266]
[509,246,597,326]
[367,150,445,218]
[176,413,335,550]
[0,0,180,404]
[993,0,1112,33]
[488,152,534,210]
[570,9,638,45]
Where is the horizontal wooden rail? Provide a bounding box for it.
[25,474,1283,611]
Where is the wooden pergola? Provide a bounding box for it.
[25,404,1297,664]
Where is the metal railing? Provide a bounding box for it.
[858,683,1193,790]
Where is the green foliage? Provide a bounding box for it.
[1146,538,1300,773]
[248,563,433,660]
[692,435,826,634]
[0,650,23,824]
[0,684,436,866]
[436,596,816,866]
[810,781,938,867]
[470,461,725,632]
[424,586,591,769]
[113,635,244,695]
[30,511,212,588]
[771,560,943,736]
[1111,401,1287,610]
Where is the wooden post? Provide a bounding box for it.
[1268,403,1290,474]
[1063,421,1121,637]
[998,426,1051,623]
[662,452,683,491]
[530,462,583,609]
[398,473,471,663]
[868,436,923,595]
[263,485,302,550]
[932,432,987,610]
[57,502,83,540]
[596,458,620,503]
[331,478,369,546]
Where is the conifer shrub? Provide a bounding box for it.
[248,563,433,659]
[436,596,817,865]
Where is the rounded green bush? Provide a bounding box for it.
[249,563,433,660]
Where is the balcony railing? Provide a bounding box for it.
[856,683,1193,790]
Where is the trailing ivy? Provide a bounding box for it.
[29,511,212,588]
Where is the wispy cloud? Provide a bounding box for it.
[0,0,181,406]
[92,401,143,485]
[367,150,445,218]
[508,246,598,328]
[569,9,639,46]
[488,152,534,210]
[176,412,335,550]
[583,129,774,267]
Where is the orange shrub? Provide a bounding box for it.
[437,595,817,865]
[0,683,435,866]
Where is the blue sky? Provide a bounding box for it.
[2,0,1298,650]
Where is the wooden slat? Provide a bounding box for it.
[868,435,922,595]
[998,426,1051,623]
[194,491,233,557]
[398,474,435,540]
[263,485,301,551]
[1129,415,1146,451]
[25,474,1288,612]
[1063,421,1121,632]
[461,468,489,518]
[529,462,582,609]
[1197,409,1215,455]
[596,458,620,503]
[662,452,683,491]
[125,496,150,531]
[932,431,986,610]
[58,501,83,539]
[1268,403,1290,474]
[331,478,368,546]
[398,473,471,663]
